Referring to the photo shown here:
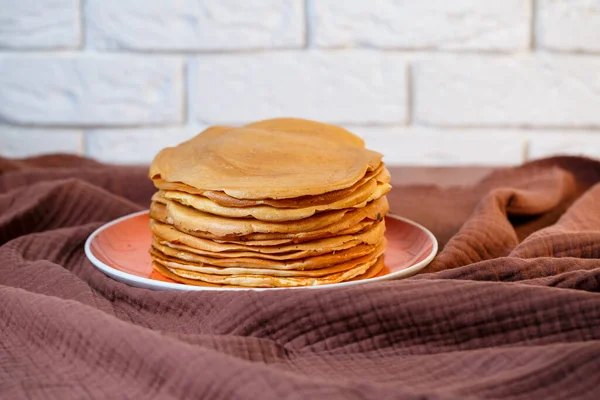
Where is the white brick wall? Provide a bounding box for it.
[528,131,600,160]
[350,127,526,166]
[194,51,406,124]
[86,128,202,164]
[0,55,184,125]
[313,0,531,51]
[0,127,83,157]
[1,0,600,166]
[537,0,600,52]
[0,0,80,49]
[414,54,600,127]
[86,0,305,51]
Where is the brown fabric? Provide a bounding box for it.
[1,155,600,400]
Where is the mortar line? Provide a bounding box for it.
[405,64,413,125]
[79,0,87,51]
[304,0,314,48]
[530,0,537,50]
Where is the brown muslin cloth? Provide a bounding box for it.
[1,155,599,399]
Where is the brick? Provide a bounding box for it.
[537,0,600,52]
[193,52,407,124]
[348,126,525,166]
[528,131,600,160]
[0,55,184,126]
[86,127,204,164]
[0,127,82,158]
[86,0,304,51]
[414,55,600,127]
[312,0,530,50]
[0,0,80,49]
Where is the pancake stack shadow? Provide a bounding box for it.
[147,119,391,288]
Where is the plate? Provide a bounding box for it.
[85,211,437,291]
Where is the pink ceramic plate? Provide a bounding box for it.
[84,211,437,291]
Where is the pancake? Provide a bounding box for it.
[150,200,384,244]
[150,240,385,277]
[164,196,389,239]
[148,118,392,288]
[150,219,386,258]
[150,203,385,244]
[153,164,390,209]
[165,196,355,234]
[161,180,391,222]
[152,262,245,288]
[154,254,384,288]
[149,118,383,199]
[349,256,385,281]
[153,256,386,287]
[150,238,387,271]
[213,220,378,246]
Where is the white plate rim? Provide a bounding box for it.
[84,210,438,291]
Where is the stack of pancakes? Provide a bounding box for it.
[148,118,391,288]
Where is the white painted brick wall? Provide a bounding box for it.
[537,0,600,52]
[86,0,305,51]
[313,0,531,50]
[0,127,83,157]
[351,127,525,166]
[193,52,407,124]
[2,0,600,166]
[86,128,203,164]
[0,55,184,125]
[413,54,600,127]
[0,0,80,49]
[528,131,600,160]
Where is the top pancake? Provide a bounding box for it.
[149,118,383,200]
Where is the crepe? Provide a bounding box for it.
[150,219,385,259]
[149,200,387,244]
[153,256,384,288]
[151,262,244,288]
[148,118,391,288]
[212,220,379,246]
[161,181,391,222]
[153,164,390,209]
[162,196,389,238]
[150,238,387,271]
[149,118,383,199]
[349,256,385,281]
[154,254,384,288]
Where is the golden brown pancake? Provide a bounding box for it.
[154,254,384,288]
[154,256,385,287]
[349,256,385,281]
[212,220,379,246]
[161,180,391,222]
[164,196,388,238]
[151,219,385,258]
[148,119,392,288]
[150,238,386,271]
[214,220,379,245]
[166,197,356,235]
[150,241,385,278]
[149,118,383,199]
[153,164,390,209]
[150,201,384,244]
[152,262,245,288]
